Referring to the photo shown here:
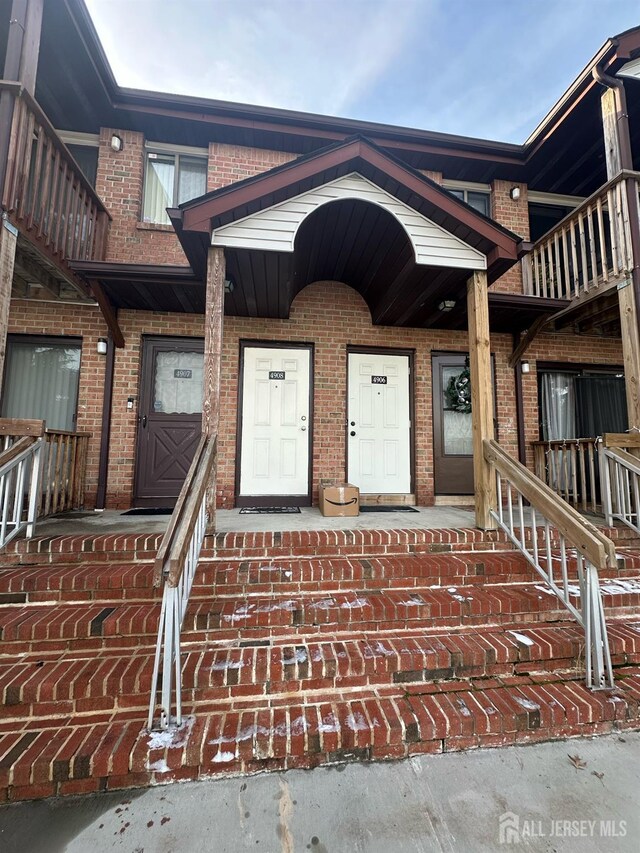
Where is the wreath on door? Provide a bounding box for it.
[445,363,472,413]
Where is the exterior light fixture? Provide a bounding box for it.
[97,338,108,355]
[224,278,235,294]
[521,361,530,374]
[510,186,521,201]
[110,134,123,152]
[438,300,456,312]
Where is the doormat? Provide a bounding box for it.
[121,508,173,516]
[359,505,420,513]
[239,506,301,514]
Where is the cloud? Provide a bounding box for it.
[85,0,426,116]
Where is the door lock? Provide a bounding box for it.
[350,430,356,436]
[141,415,147,428]
[301,426,307,431]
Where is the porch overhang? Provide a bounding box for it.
[170,136,524,328]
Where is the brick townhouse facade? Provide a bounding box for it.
[3,0,640,805]
[0,1,638,519]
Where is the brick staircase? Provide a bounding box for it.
[1,526,640,802]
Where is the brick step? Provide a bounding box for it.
[6,525,640,568]
[2,666,639,802]
[2,579,640,654]
[3,619,640,724]
[2,551,639,609]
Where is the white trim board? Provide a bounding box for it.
[211,172,487,270]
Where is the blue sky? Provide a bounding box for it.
[85,0,638,143]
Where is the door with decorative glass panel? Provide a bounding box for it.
[432,353,475,495]
[238,344,312,505]
[134,337,204,507]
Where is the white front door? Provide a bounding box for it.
[347,352,411,494]
[239,346,311,498]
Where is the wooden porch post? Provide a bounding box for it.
[467,270,497,529]
[599,83,640,431]
[204,245,225,528]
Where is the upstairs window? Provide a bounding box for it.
[143,150,207,225]
[448,188,490,218]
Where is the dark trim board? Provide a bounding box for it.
[235,340,315,508]
[345,345,416,497]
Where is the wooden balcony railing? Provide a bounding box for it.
[0,81,110,268]
[532,438,600,513]
[40,428,90,515]
[522,171,639,301]
[0,419,90,544]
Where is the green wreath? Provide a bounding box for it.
[445,365,472,414]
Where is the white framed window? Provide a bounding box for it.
[143,150,207,225]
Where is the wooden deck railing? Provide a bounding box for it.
[532,438,599,513]
[148,434,217,730]
[522,171,638,300]
[40,429,90,516]
[0,81,110,266]
[485,439,614,689]
[0,419,89,545]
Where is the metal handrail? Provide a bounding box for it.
[148,434,217,731]
[0,435,44,548]
[600,436,640,535]
[484,439,614,689]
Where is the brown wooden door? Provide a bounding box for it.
[134,337,204,507]
[432,353,474,495]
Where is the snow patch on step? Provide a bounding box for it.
[212,751,237,764]
[309,598,336,610]
[346,712,372,731]
[147,759,170,773]
[340,597,370,609]
[456,699,472,717]
[508,631,535,647]
[146,715,195,751]
[514,697,540,712]
[282,647,308,666]
[319,712,340,733]
[210,658,245,671]
[363,641,395,659]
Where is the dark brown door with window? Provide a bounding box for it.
[432,353,474,495]
[134,337,204,507]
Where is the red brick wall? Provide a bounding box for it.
[6,300,110,508]
[491,179,529,294]
[96,129,189,266]
[7,290,624,510]
[207,143,297,191]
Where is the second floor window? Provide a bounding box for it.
[143,151,207,225]
[448,188,490,218]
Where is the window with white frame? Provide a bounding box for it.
[447,188,490,217]
[143,150,207,225]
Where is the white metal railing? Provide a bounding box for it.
[147,435,216,731]
[600,435,640,535]
[484,439,614,690]
[0,435,44,548]
[522,171,639,300]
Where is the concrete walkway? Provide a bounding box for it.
[0,733,638,852]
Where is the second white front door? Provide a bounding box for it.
[239,345,311,499]
[347,351,411,494]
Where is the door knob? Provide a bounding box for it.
[350,430,356,436]
[350,421,356,426]
[141,415,147,428]
[301,415,307,421]
[301,426,307,431]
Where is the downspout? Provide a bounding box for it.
[592,63,640,382]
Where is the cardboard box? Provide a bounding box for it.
[318,482,360,517]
